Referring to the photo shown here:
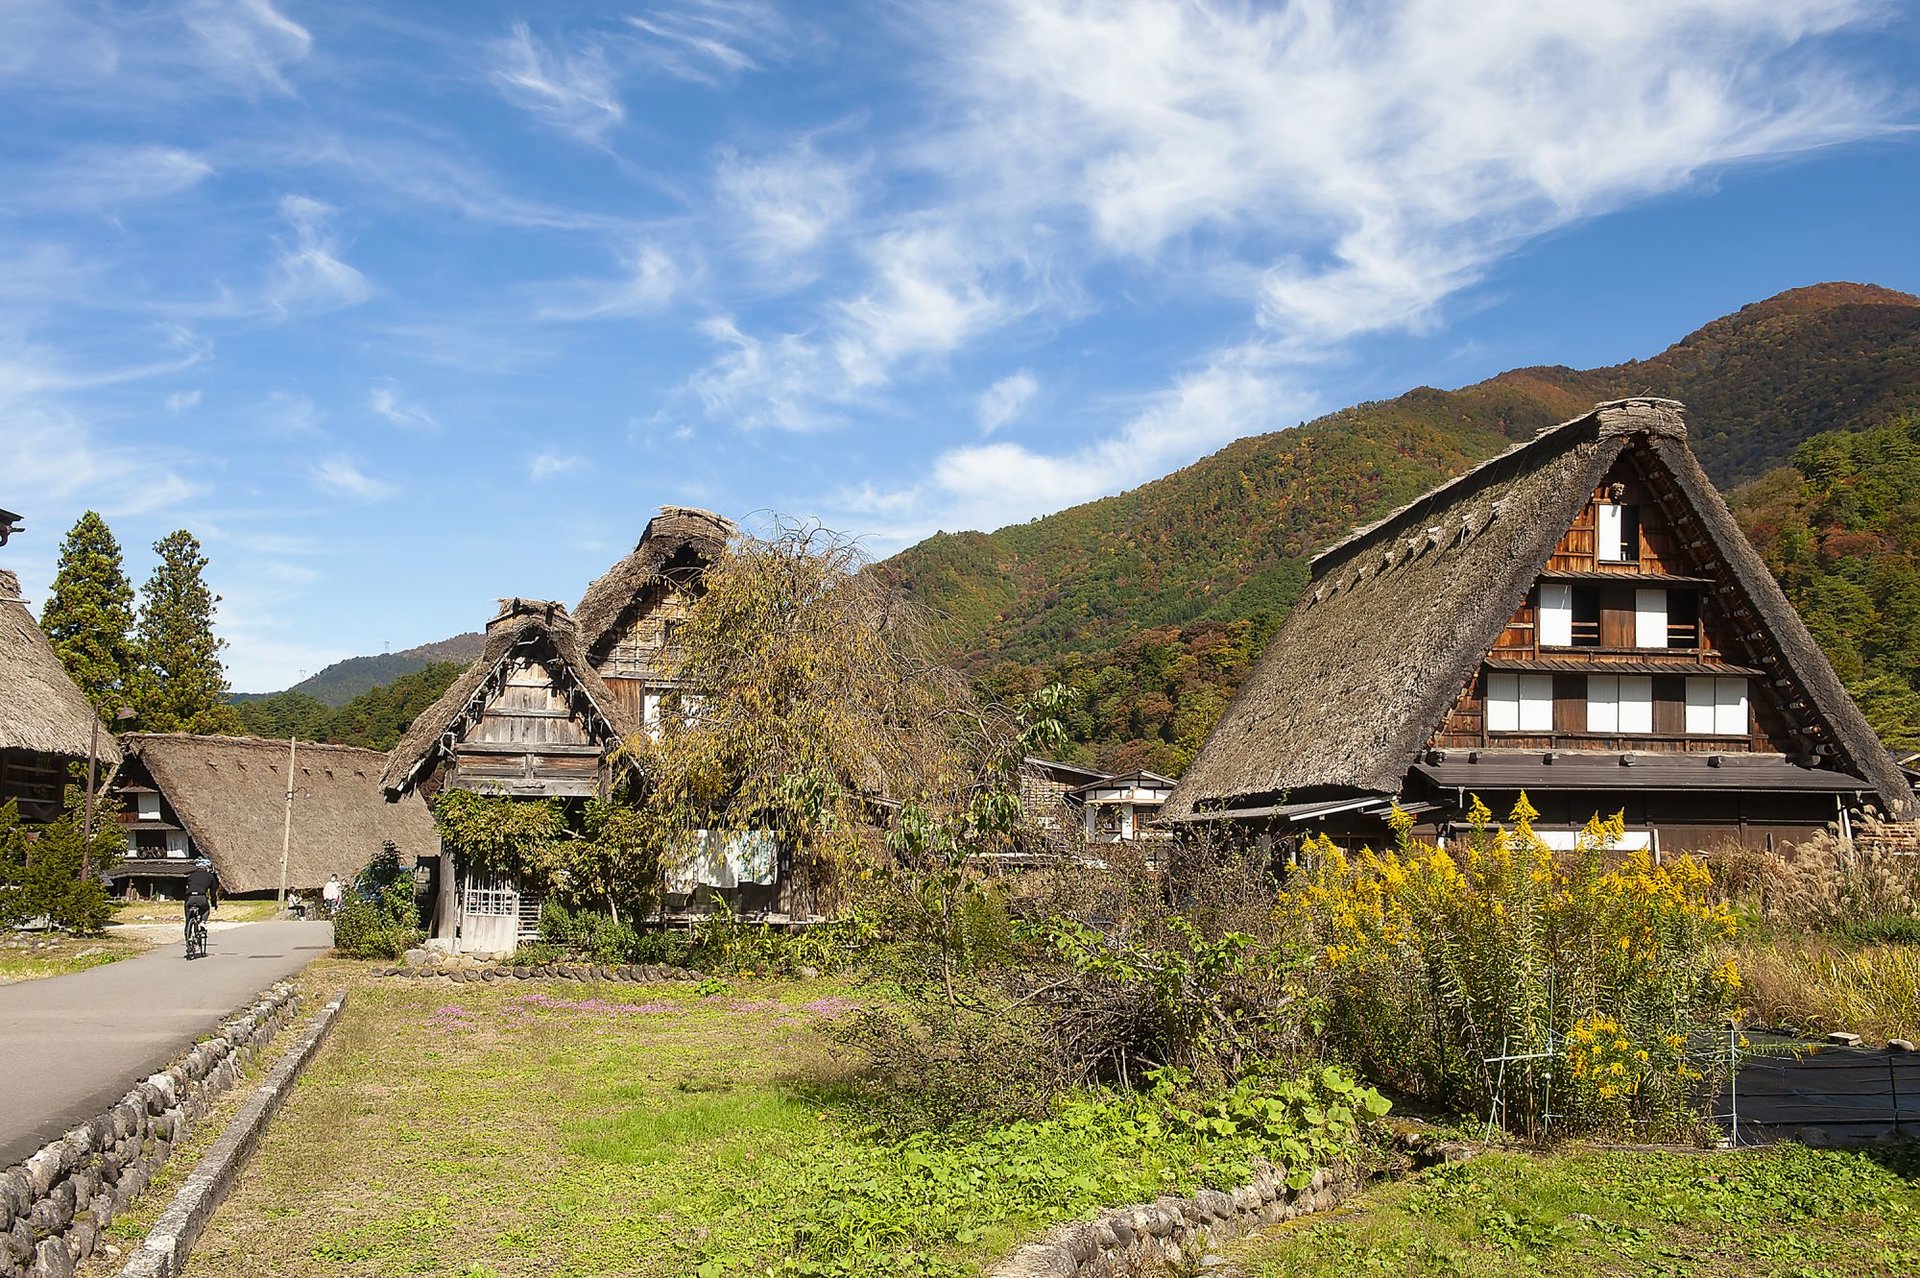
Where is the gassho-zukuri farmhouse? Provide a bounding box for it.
[1164,397,1915,852]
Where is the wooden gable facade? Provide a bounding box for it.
[1164,398,1913,853]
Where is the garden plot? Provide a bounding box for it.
[179,971,1339,1278]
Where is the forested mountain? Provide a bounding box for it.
[234,632,483,705]
[232,661,464,751]
[881,283,1920,774]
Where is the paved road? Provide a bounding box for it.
[0,920,332,1166]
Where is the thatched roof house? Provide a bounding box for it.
[1166,398,1911,850]
[575,505,735,660]
[382,598,640,800]
[0,568,119,822]
[113,734,439,895]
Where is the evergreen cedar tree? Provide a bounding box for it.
[128,530,243,736]
[38,510,138,716]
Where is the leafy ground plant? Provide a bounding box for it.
[1225,1142,1920,1276]
[181,969,1380,1278]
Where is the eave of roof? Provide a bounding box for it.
[1413,753,1872,794]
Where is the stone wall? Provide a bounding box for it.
[0,982,300,1278]
[988,1159,1358,1278]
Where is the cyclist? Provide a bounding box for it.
[184,856,218,959]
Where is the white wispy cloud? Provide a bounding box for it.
[368,382,440,431]
[183,0,312,95]
[715,141,861,272]
[975,370,1037,435]
[689,316,846,433]
[936,0,1898,343]
[489,21,625,143]
[165,389,203,415]
[626,0,794,86]
[528,450,585,480]
[269,195,373,315]
[534,241,683,320]
[1,145,212,213]
[256,390,324,437]
[833,226,1026,388]
[846,345,1304,537]
[310,456,396,501]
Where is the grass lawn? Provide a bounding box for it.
[113,897,287,926]
[183,966,1280,1278]
[1226,1142,1920,1277]
[0,929,147,984]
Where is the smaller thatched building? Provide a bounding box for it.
[0,569,120,822]
[111,734,439,899]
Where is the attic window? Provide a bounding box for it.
[1597,502,1640,563]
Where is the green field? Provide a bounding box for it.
[1227,1143,1920,1277]
[180,967,1311,1278]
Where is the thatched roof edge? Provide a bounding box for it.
[1645,436,1913,818]
[0,570,121,765]
[574,505,735,661]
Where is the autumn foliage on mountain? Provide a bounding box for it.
[881,283,1920,773]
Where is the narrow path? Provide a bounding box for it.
[0,919,333,1166]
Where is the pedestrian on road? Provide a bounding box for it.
[322,873,342,919]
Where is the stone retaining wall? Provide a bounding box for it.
[987,1159,1358,1278]
[0,983,300,1278]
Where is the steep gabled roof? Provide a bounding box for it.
[0,569,119,766]
[380,599,641,797]
[122,734,438,892]
[574,506,735,663]
[1164,398,1913,820]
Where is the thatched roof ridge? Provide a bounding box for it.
[1165,398,1912,820]
[575,505,735,661]
[1313,398,1687,577]
[121,733,438,893]
[381,598,640,796]
[0,569,120,765]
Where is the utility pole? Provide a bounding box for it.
[81,717,101,880]
[79,707,134,882]
[278,735,297,910]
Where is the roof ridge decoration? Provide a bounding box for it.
[1164,397,1912,821]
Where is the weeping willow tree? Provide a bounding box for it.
[623,519,1023,912]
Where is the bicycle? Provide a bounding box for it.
[184,901,210,960]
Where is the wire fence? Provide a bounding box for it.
[1482,1029,1920,1145]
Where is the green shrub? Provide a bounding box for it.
[332,842,424,959]
[507,941,563,966]
[537,901,692,965]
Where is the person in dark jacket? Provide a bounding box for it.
[184,857,218,956]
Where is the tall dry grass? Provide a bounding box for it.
[1735,940,1920,1045]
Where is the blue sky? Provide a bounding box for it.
[3,0,1918,691]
